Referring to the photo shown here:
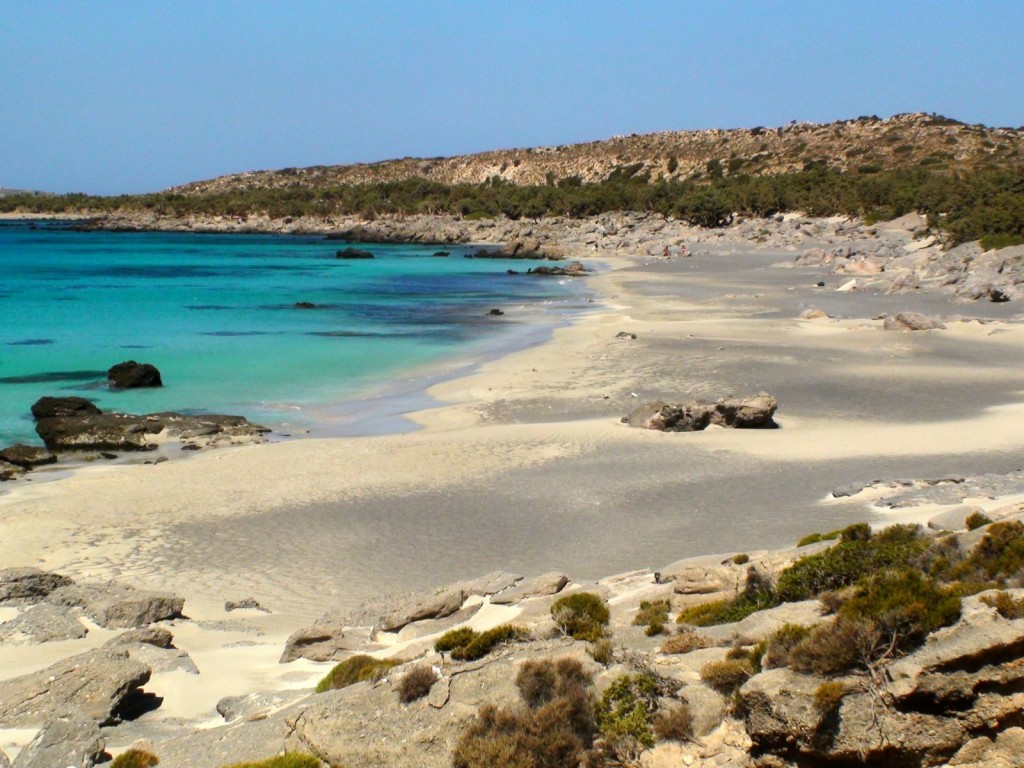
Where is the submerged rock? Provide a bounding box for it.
[335,247,374,259]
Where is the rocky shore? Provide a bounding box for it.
[2,207,1024,766]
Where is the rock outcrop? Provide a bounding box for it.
[0,649,151,727]
[49,582,184,628]
[0,568,74,604]
[10,707,105,768]
[0,603,88,644]
[0,444,56,468]
[626,393,778,431]
[30,397,269,453]
[883,311,946,331]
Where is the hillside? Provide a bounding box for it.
[171,113,1024,195]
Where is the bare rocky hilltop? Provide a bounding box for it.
[170,113,1024,195]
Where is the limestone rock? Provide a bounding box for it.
[103,626,175,649]
[10,707,105,768]
[280,617,374,663]
[491,572,569,605]
[376,588,466,632]
[798,307,829,319]
[30,396,101,420]
[883,311,946,331]
[216,690,308,723]
[627,393,777,431]
[0,444,56,468]
[948,727,1024,767]
[225,597,270,613]
[0,568,74,605]
[49,582,184,628]
[0,460,25,481]
[0,648,151,727]
[0,747,7,768]
[0,603,88,644]
[107,360,163,389]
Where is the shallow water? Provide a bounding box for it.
[0,221,589,444]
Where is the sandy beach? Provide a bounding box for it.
[2,213,1024,760]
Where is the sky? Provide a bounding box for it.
[2,1,1022,195]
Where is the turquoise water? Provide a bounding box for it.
[0,221,589,445]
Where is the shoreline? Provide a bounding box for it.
[2,210,1024,762]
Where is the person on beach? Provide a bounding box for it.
[680,242,688,257]
[663,246,670,258]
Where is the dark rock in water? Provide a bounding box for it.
[0,648,151,727]
[431,251,450,257]
[615,332,637,340]
[107,360,162,389]
[0,445,57,469]
[10,707,105,768]
[626,393,778,432]
[335,247,374,259]
[294,301,317,309]
[487,308,504,316]
[181,444,201,451]
[34,410,163,452]
[30,396,100,421]
[506,269,520,275]
[0,568,74,605]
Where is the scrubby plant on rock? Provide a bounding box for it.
[981,590,1024,619]
[397,664,437,703]
[222,756,321,768]
[701,658,756,695]
[111,750,160,768]
[677,566,777,627]
[434,624,528,661]
[762,623,811,669]
[550,592,610,641]
[965,511,993,531]
[595,673,659,753]
[588,638,614,665]
[315,654,399,693]
[660,629,711,655]
[653,702,694,742]
[453,657,597,768]
[632,599,670,636]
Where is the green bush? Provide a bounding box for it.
[451,624,527,661]
[957,521,1024,581]
[588,638,614,665]
[965,511,993,531]
[633,599,670,636]
[111,750,159,768]
[551,593,610,641]
[315,654,399,693]
[221,756,322,768]
[788,617,878,676]
[776,525,929,602]
[435,626,477,653]
[396,664,437,703]
[980,234,1024,251]
[595,674,658,749]
[796,530,841,547]
[813,681,847,718]
[676,567,779,627]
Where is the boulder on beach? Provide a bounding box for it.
[0,444,57,468]
[30,396,101,421]
[107,360,163,389]
[0,461,25,482]
[883,311,946,331]
[48,582,185,629]
[0,603,88,645]
[527,260,586,276]
[626,393,778,432]
[0,568,75,605]
[9,707,105,768]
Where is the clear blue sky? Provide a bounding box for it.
[3,1,1021,195]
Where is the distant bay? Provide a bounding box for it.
[0,221,591,445]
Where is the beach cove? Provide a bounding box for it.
[2,211,1024,763]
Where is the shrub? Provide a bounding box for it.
[588,638,614,665]
[653,702,694,742]
[676,582,777,628]
[776,525,929,602]
[633,600,670,636]
[222,756,322,768]
[839,568,961,650]
[733,553,750,565]
[763,623,811,669]
[797,529,841,548]
[813,681,847,719]
[517,659,559,708]
[660,630,710,655]
[397,664,437,703]
[699,659,754,694]
[957,521,1024,581]
[435,626,477,653]
[980,234,1024,251]
[788,617,878,676]
[315,654,399,693]
[551,593,610,641]
[595,674,658,749]
[453,659,596,768]
[965,511,993,531]
[980,591,1024,619]
[112,750,160,768]
[451,624,528,661]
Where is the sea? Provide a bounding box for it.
[0,220,592,446]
